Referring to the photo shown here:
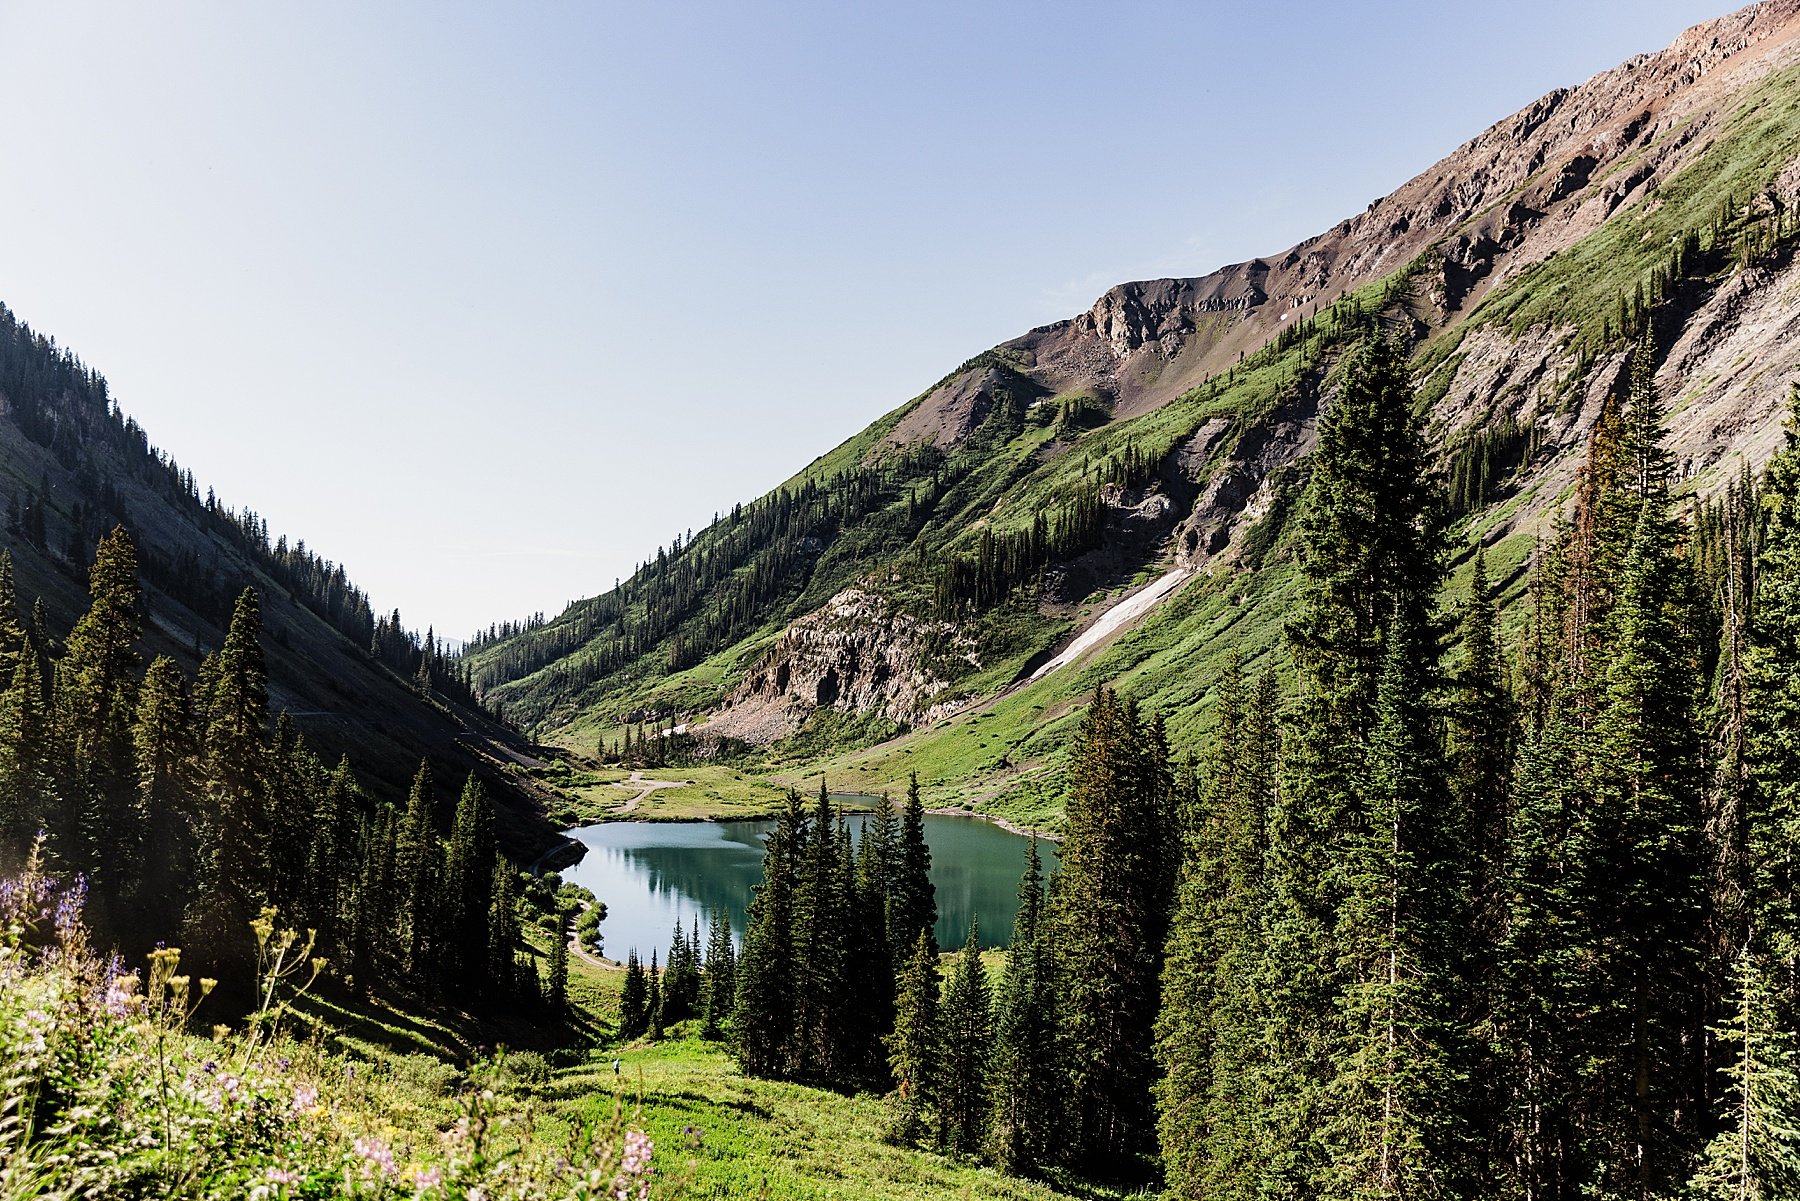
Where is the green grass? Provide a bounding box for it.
[539,955,1104,1201]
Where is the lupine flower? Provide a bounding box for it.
[292,1083,319,1114]
[354,1135,399,1178]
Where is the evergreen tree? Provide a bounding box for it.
[1046,686,1179,1169]
[938,919,993,1155]
[887,928,940,1146]
[620,949,649,1039]
[396,760,439,981]
[1689,952,1800,1200]
[0,645,53,859]
[131,655,196,941]
[190,588,271,977]
[701,907,736,1040]
[647,950,664,1040]
[58,526,142,917]
[443,773,497,992]
[486,860,523,1001]
[1262,329,1451,1197]
[545,903,570,1012]
[794,784,852,1080]
[0,551,22,688]
[989,837,1058,1173]
[733,789,805,1075]
[892,773,937,961]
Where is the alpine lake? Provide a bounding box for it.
[557,799,1059,964]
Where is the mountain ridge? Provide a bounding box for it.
[465,0,1800,826]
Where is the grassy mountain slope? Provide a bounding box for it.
[0,304,562,856]
[468,0,1800,828]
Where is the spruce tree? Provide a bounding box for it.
[701,907,736,1040]
[794,784,852,1081]
[191,588,271,977]
[1263,329,1450,1196]
[892,773,937,961]
[988,837,1058,1173]
[938,919,993,1155]
[545,903,570,1012]
[131,655,196,941]
[1046,686,1178,1169]
[0,552,25,699]
[58,526,143,917]
[620,950,649,1039]
[1689,951,1800,1199]
[395,760,439,980]
[887,928,940,1146]
[443,773,497,992]
[732,788,804,1076]
[0,647,53,860]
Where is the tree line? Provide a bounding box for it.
[0,527,541,1013]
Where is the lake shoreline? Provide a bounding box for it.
[553,802,1062,845]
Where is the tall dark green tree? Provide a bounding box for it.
[443,772,497,991]
[892,773,937,962]
[190,588,271,975]
[887,927,940,1146]
[938,918,993,1155]
[988,837,1058,1173]
[58,526,142,916]
[733,788,805,1075]
[1046,686,1178,1170]
[396,760,439,981]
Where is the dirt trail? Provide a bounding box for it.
[609,770,687,815]
[569,902,619,971]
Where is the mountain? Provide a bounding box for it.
[466,0,1800,827]
[0,305,562,857]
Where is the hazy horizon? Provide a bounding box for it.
[0,0,1730,636]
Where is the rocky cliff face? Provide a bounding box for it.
[892,0,1800,447]
[703,587,977,744]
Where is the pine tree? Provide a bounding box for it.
[620,950,649,1039]
[938,919,992,1155]
[486,860,523,1001]
[1689,951,1800,1200]
[1046,686,1179,1169]
[1262,329,1451,1197]
[647,950,664,1040]
[190,588,271,978]
[794,783,852,1081]
[1156,654,1279,1200]
[443,773,497,993]
[989,837,1058,1173]
[887,928,940,1146]
[1324,608,1468,1197]
[545,903,570,1012]
[395,760,439,981]
[305,756,356,950]
[733,788,805,1076]
[0,646,53,860]
[58,526,143,917]
[892,773,937,961]
[701,907,736,1040]
[0,551,25,692]
[131,655,196,941]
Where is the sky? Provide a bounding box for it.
[0,1,1732,638]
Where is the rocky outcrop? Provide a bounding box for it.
[883,0,1800,451]
[702,588,978,745]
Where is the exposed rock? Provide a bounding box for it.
[703,588,978,745]
[881,0,1800,450]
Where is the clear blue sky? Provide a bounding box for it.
[0,1,1728,637]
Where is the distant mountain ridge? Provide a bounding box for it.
[468,0,1800,824]
[0,304,560,856]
